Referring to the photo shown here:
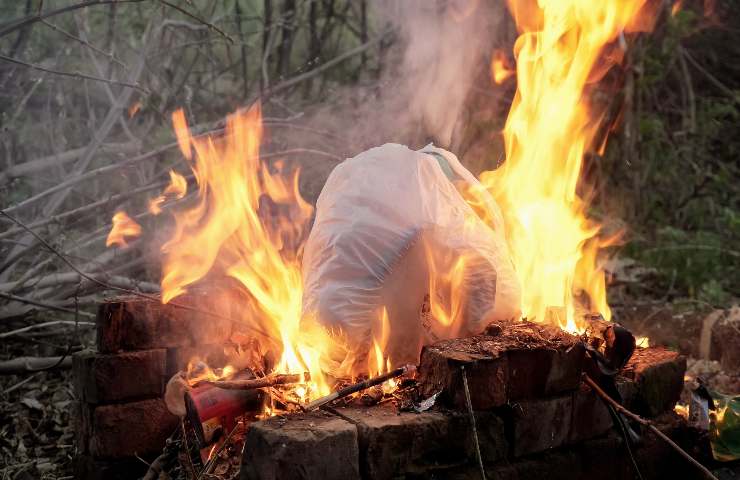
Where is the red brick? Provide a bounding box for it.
[85,398,179,459]
[418,322,584,410]
[241,411,359,480]
[73,349,166,403]
[569,385,613,443]
[511,394,573,457]
[97,291,233,352]
[620,346,686,417]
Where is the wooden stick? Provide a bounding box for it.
[303,365,415,411]
[583,374,719,480]
[204,373,309,390]
[0,356,72,374]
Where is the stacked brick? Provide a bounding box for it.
[73,291,236,480]
[241,321,690,480]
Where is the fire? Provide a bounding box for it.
[368,308,398,394]
[149,169,187,215]
[160,104,334,399]
[491,49,514,84]
[106,211,141,248]
[480,0,650,332]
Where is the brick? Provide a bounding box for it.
[97,291,233,352]
[335,406,506,478]
[73,349,167,403]
[620,346,686,417]
[84,398,179,459]
[569,385,613,443]
[73,454,149,480]
[241,411,360,480]
[511,394,573,457]
[418,322,584,410]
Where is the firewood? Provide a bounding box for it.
[203,372,309,390]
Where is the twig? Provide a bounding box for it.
[204,373,308,390]
[2,373,40,396]
[0,356,73,374]
[157,0,233,44]
[303,365,415,411]
[0,320,95,339]
[0,54,147,92]
[0,0,147,39]
[461,366,486,480]
[0,291,96,318]
[583,375,719,480]
[0,210,271,338]
[40,19,126,69]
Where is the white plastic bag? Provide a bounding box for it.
[301,143,521,371]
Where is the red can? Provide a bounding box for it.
[185,383,263,447]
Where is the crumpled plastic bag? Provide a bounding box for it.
[301,143,521,372]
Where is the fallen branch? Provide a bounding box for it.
[303,364,414,411]
[204,372,308,390]
[583,374,718,480]
[0,291,96,318]
[0,320,95,339]
[0,356,72,374]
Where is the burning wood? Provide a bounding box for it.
[303,364,415,411]
[202,372,309,390]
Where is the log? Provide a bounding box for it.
[204,372,308,390]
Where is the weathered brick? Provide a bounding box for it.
[620,346,686,417]
[569,385,613,443]
[73,454,149,480]
[241,411,360,480]
[710,306,740,372]
[73,349,167,403]
[97,291,233,352]
[335,406,506,478]
[84,398,179,459]
[419,322,584,410]
[511,394,573,457]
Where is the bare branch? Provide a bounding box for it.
[0,53,148,92]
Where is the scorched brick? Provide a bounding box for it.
[73,349,167,404]
[418,321,584,410]
[620,346,686,417]
[241,411,360,480]
[97,292,232,352]
[510,394,573,457]
[334,405,506,478]
[85,398,179,459]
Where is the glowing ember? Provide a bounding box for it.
[479,0,651,332]
[106,211,141,248]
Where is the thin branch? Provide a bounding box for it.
[157,0,233,44]
[0,291,96,318]
[0,53,148,92]
[0,0,147,39]
[40,19,127,69]
[0,320,95,339]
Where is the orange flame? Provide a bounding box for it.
[149,169,187,215]
[161,105,333,398]
[491,49,515,84]
[106,211,141,248]
[481,0,651,332]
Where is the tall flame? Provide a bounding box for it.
[481,0,649,331]
[162,104,332,397]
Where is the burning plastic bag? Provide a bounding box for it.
[301,143,521,372]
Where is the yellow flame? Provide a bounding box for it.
[480,0,649,331]
[106,211,141,248]
[491,49,515,84]
[161,104,332,398]
[149,169,188,215]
